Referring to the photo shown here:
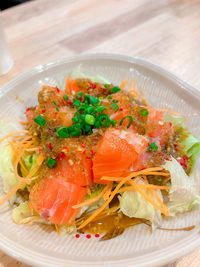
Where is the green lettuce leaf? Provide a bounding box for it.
[12,201,45,225]
[72,65,110,84]
[20,152,38,178]
[119,180,162,230]
[163,157,200,215]
[181,133,200,170]
[164,114,200,170]
[164,113,186,129]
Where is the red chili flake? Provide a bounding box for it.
[177,159,187,168]
[48,143,53,150]
[119,108,123,111]
[81,143,86,148]
[175,148,179,152]
[86,234,91,239]
[54,112,58,116]
[82,232,85,234]
[75,234,80,238]
[91,149,96,156]
[169,122,172,127]
[41,109,46,114]
[82,150,86,155]
[95,234,100,238]
[182,155,189,161]
[67,99,73,105]
[89,82,96,89]
[58,152,65,160]
[165,157,170,161]
[86,156,91,160]
[56,87,60,93]
[25,107,31,113]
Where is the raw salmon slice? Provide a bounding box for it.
[30,177,86,224]
[93,128,147,184]
[52,153,93,186]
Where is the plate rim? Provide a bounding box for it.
[0,53,200,267]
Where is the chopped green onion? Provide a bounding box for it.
[137,126,146,135]
[147,142,158,152]
[85,114,95,125]
[108,95,112,99]
[104,84,110,89]
[110,119,116,126]
[56,126,69,138]
[73,98,81,107]
[99,96,104,100]
[113,99,119,103]
[139,108,149,116]
[111,103,119,112]
[89,95,99,106]
[120,116,133,128]
[76,92,83,99]
[63,94,69,102]
[29,155,33,164]
[47,157,57,168]
[67,124,82,136]
[34,115,46,127]
[85,106,94,114]
[95,106,107,113]
[52,101,59,111]
[111,86,120,94]
[99,114,109,127]
[72,116,79,123]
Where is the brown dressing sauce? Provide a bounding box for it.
[79,212,143,234]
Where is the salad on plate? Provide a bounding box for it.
[0,68,200,240]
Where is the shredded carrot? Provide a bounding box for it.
[128,180,170,216]
[151,190,168,209]
[156,107,180,115]
[119,184,170,193]
[55,224,59,233]
[120,78,128,89]
[101,169,169,182]
[78,175,135,229]
[0,181,25,206]
[0,130,28,144]
[128,79,134,92]
[8,141,28,176]
[132,85,138,99]
[102,184,113,200]
[19,121,27,125]
[86,187,91,196]
[26,147,39,152]
[141,97,147,105]
[72,184,110,209]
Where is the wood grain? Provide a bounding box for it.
[0,0,200,266]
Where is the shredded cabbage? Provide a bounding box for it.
[72,65,110,84]
[119,180,162,230]
[163,157,200,215]
[0,119,24,204]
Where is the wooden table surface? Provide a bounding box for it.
[1,0,200,266]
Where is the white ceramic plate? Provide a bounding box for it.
[0,54,200,267]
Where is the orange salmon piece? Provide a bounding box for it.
[53,154,93,186]
[93,129,147,184]
[30,177,86,224]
